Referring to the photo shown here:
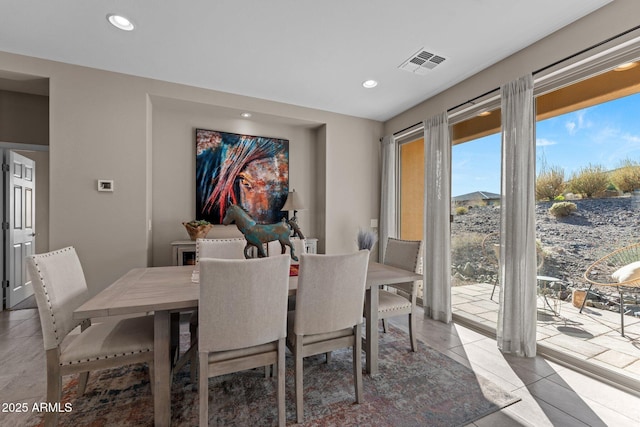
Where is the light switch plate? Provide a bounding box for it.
[98,179,114,192]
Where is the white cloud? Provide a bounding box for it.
[593,126,619,142]
[536,138,557,147]
[565,121,576,134]
[622,133,640,144]
[606,132,640,163]
[565,109,593,135]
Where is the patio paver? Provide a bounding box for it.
[451,282,640,389]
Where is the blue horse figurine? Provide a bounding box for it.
[223,204,298,261]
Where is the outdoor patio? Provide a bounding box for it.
[452,282,640,391]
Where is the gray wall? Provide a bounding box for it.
[151,98,322,266]
[0,52,382,295]
[0,90,48,145]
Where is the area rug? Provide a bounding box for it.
[30,328,519,426]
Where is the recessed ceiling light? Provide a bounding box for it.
[240,112,252,118]
[362,80,378,89]
[477,111,491,117]
[107,14,135,31]
[613,62,638,72]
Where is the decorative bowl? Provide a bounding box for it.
[182,221,213,240]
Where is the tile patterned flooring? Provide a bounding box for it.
[452,282,640,387]
[1,305,639,426]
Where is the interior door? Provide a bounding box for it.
[5,151,36,308]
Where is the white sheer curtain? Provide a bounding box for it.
[423,113,452,323]
[379,135,397,262]
[497,74,537,357]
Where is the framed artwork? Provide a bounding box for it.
[196,128,289,224]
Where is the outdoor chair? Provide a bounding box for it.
[26,247,154,427]
[482,232,545,302]
[198,255,290,427]
[287,251,369,423]
[481,232,502,301]
[582,242,640,337]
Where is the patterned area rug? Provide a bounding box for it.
[30,328,519,426]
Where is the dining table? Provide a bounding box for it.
[74,261,422,426]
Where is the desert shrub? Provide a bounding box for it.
[549,201,577,218]
[553,195,565,201]
[609,159,640,193]
[455,206,468,215]
[568,164,609,198]
[536,166,566,201]
[451,232,484,265]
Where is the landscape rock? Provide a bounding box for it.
[451,195,640,316]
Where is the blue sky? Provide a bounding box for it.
[451,92,640,197]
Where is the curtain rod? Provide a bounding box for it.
[392,122,423,137]
[392,24,640,138]
[532,23,640,76]
[446,86,500,113]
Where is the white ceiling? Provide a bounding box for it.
[0,0,612,121]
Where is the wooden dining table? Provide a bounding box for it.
[74,261,421,426]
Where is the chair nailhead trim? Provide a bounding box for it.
[61,349,152,366]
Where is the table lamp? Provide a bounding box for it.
[281,189,306,238]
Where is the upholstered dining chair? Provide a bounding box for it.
[366,237,422,352]
[269,237,307,312]
[196,237,246,262]
[26,247,154,427]
[198,255,290,427]
[180,237,248,379]
[268,237,307,263]
[287,250,369,423]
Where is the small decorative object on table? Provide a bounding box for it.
[289,264,299,276]
[357,228,378,250]
[182,220,213,241]
[223,204,299,261]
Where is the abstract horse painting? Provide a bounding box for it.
[223,204,298,261]
[196,129,289,224]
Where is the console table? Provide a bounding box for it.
[171,237,318,266]
[171,240,197,266]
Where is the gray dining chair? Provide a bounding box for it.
[268,237,307,263]
[198,255,290,427]
[179,237,249,380]
[287,250,369,423]
[196,237,246,262]
[368,237,422,352]
[26,247,154,427]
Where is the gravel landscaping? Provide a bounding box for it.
[450,195,640,315]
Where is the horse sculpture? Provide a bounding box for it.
[222,204,298,261]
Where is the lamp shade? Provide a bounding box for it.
[281,189,305,211]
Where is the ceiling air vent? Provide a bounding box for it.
[399,48,447,75]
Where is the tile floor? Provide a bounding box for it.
[452,282,640,389]
[1,306,639,426]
